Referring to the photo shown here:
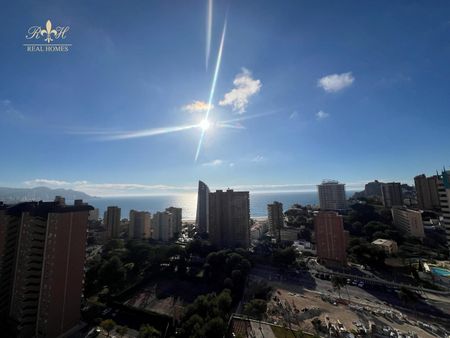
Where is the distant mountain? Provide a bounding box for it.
[0,186,92,203]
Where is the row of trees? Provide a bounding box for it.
[85,239,219,297]
[100,319,161,338]
[178,289,233,338]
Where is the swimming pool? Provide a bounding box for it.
[431,267,450,277]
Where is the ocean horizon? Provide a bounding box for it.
[87,190,357,221]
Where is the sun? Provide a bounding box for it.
[199,119,210,131]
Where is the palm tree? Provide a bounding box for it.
[331,276,345,299]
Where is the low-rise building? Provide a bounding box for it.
[371,238,398,255]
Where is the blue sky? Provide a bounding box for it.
[1,1,450,196]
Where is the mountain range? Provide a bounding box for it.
[0,186,92,203]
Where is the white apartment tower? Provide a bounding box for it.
[318,180,347,211]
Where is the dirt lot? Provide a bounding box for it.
[267,288,441,338]
[124,277,214,320]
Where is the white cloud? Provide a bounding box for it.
[251,155,266,162]
[202,159,224,167]
[219,68,261,113]
[1,99,25,120]
[317,72,354,93]
[21,178,372,196]
[23,179,195,196]
[182,100,213,113]
[289,111,298,120]
[316,110,329,120]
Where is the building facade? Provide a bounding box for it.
[314,211,349,266]
[267,201,284,242]
[129,210,152,239]
[391,206,424,238]
[166,207,182,234]
[152,211,173,241]
[364,180,382,198]
[317,180,347,211]
[209,189,250,248]
[438,170,450,248]
[371,239,398,255]
[88,208,99,221]
[0,199,92,338]
[196,180,210,235]
[105,206,121,238]
[381,182,403,208]
[414,174,441,211]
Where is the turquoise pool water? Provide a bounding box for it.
[431,267,450,277]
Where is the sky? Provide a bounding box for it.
[1,1,450,196]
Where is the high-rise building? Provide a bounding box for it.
[152,211,173,241]
[267,201,284,242]
[391,206,424,238]
[196,180,210,234]
[381,182,403,208]
[428,176,441,209]
[129,210,151,239]
[0,202,29,323]
[209,189,250,248]
[414,174,440,210]
[317,180,347,211]
[364,180,382,198]
[314,211,349,266]
[105,206,121,238]
[88,208,100,221]
[0,199,92,337]
[166,207,182,234]
[438,170,450,247]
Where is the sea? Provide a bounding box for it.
[87,191,356,221]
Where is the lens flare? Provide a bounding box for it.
[195,19,227,162]
[199,119,210,131]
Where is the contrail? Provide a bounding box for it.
[206,0,213,70]
[195,18,227,162]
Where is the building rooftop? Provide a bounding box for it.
[372,238,397,246]
[1,200,93,217]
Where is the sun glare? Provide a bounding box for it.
[200,119,210,131]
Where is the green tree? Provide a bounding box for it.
[180,314,204,337]
[98,255,127,292]
[331,276,347,299]
[203,317,225,338]
[104,239,124,254]
[273,246,298,268]
[243,299,267,320]
[363,221,390,240]
[216,289,232,314]
[100,319,116,337]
